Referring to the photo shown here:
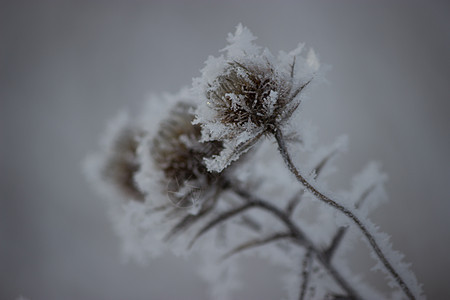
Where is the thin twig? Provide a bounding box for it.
[239,215,262,232]
[280,80,312,124]
[312,150,337,179]
[274,128,415,300]
[324,185,376,262]
[285,190,304,217]
[164,187,221,241]
[299,247,313,300]
[164,209,208,241]
[188,202,257,249]
[221,232,292,260]
[290,56,296,79]
[286,147,336,216]
[223,196,262,232]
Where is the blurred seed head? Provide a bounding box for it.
[151,102,224,207]
[101,126,145,202]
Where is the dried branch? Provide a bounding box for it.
[290,56,296,79]
[355,185,376,209]
[164,188,221,241]
[285,190,304,217]
[164,209,209,241]
[188,201,257,249]
[312,150,337,179]
[238,214,262,232]
[299,247,313,300]
[221,232,292,260]
[223,196,262,232]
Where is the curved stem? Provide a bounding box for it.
[274,128,415,300]
[324,185,376,262]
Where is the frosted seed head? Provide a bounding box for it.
[206,60,293,131]
[101,125,145,202]
[150,102,224,207]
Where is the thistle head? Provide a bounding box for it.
[193,24,319,172]
[150,102,224,207]
[207,60,295,131]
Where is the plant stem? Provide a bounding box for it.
[324,185,376,262]
[274,128,415,300]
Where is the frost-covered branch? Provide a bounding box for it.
[164,185,223,240]
[188,201,257,249]
[221,232,293,260]
[299,247,313,300]
[286,148,338,217]
[324,185,376,262]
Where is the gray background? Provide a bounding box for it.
[1,0,449,299]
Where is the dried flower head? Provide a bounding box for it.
[91,115,146,202]
[102,126,145,201]
[193,24,320,172]
[150,102,224,208]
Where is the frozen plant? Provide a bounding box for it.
[85,24,424,300]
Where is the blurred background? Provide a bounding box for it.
[1,0,449,299]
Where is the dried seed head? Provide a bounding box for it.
[102,125,145,201]
[151,102,224,207]
[193,25,318,172]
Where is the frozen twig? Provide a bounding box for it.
[188,202,257,249]
[221,232,293,260]
[324,185,376,262]
[164,188,221,241]
[299,247,313,300]
[286,146,337,217]
[285,190,304,217]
